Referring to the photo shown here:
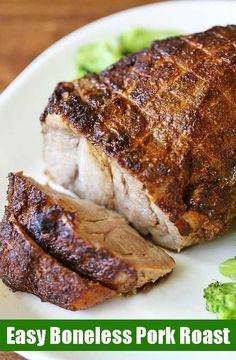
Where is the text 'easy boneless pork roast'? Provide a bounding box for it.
[41,26,236,251]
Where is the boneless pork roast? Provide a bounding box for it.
[41,25,236,251]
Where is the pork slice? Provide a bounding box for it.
[0,209,116,310]
[7,172,174,292]
[41,25,236,251]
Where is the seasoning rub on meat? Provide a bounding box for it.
[41,25,236,251]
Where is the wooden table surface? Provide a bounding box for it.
[0,0,164,359]
[0,353,24,360]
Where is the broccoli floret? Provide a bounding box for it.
[220,257,236,280]
[119,27,179,54]
[204,281,236,319]
[75,27,179,78]
[75,41,122,77]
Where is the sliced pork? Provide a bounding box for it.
[7,172,174,292]
[0,209,116,310]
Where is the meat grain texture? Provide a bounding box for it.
[6,173,174,292]
[42,25,236,251]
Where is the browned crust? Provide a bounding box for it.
[7,172,138,292]
[41,25,236,246]
[0,208,116,310]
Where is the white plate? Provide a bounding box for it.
[0,1,235,359]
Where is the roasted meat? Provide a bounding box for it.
[41,25,236,251]
[7,172,174,292]
[0,209,116,310]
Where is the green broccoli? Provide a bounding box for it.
[204,281,236,319]
[75,27,179,78]
[219,257,236,280]
[75,41,122,78]
[119,27,178,54]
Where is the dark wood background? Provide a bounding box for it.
[0,0,164,359]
